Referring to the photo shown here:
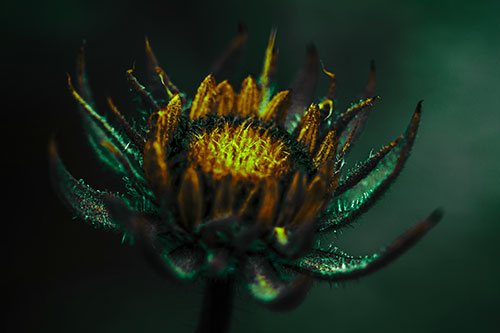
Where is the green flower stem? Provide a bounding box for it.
[196,278,234,333]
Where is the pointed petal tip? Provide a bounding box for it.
[417,100,424,111]
[428,207,444,225]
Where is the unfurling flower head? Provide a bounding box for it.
[50,27,442,311]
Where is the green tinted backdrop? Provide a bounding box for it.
[4,0,499,332]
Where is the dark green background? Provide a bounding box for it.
[5,0,499,332]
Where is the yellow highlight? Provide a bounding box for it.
[274,227,288,246]
[251,273,279,300]
[259,28,277,108]
[189,122,290,182]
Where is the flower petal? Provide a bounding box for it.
[259,89,291,124]
[236,75,260,117]
[259,28,278,108]
[295,103,321,154]
[213,80,235,116]
[293,209,442,281]
[190,74,217,120]
[177,167,204,230]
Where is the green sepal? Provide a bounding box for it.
[317,102,422,232]
[49,141,127,230]
[293,248,379,281]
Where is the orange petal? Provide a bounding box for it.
[276,171,307,226]
[177,167,203,229]
[190,74,216,120]
[154,94,183,148]
[214,80,235,116]
[257,178,280,226]
[296,104,321,154]
[260,90,291,123]
[212,176,235,218]
[314,129,338,168]
[236,75,260,117]
[289,174,327,227]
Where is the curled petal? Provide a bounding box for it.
[293,209,443,281]
[244,256,312,311]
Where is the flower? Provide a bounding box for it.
[50,27,442,312]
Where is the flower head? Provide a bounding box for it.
[50,28,442,311]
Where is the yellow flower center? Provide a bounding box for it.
[189,122,290,182]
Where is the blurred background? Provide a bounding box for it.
[4,0,499,332]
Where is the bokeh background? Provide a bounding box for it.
[5,0,499,332]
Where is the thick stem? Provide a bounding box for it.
[196,278,234,333]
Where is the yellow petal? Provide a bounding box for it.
[236,75,260,117]
[296,104,321,154]
[214,80,235,116]
[259,28,278,107]
[314,130,338,168]
[190,74,216,120]
[178,167,203,229]
[154,94,182,147]
[143,94,182,195]
[259,89,291,123]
